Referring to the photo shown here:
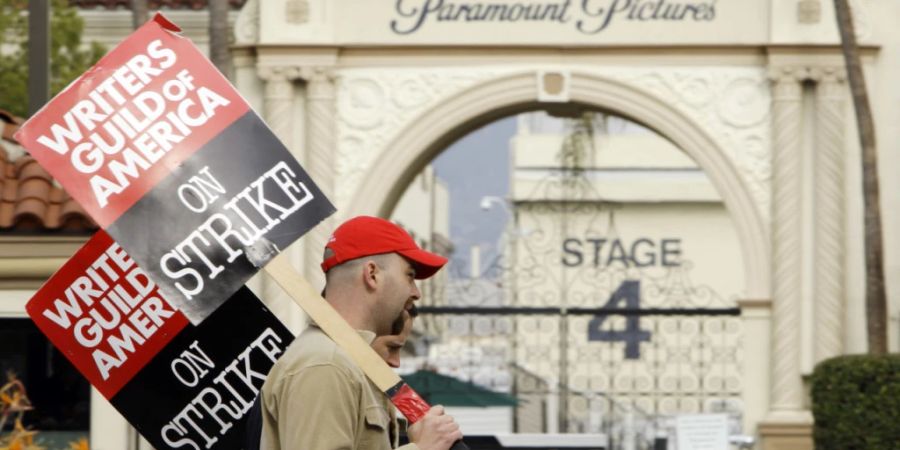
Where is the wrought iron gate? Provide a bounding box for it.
[417,280,744,446]
[411,113,746,448]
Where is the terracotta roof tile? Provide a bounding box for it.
[16,157,52,182]
[0,146,97,233]
[17,172,52,203]
[14,198,49,228]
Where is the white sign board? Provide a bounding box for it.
[260,0,770,46]
[675,414,729,450]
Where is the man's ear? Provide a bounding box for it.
[362,260,380,291]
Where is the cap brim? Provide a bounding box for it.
[398,248,448,279]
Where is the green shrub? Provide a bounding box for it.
[810,354,900,450]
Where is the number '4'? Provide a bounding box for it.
[588,280,651,359]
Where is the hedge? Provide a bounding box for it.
[810,354,900,450]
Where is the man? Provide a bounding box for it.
[372,306,416,369]
[246,308,422,450]
[260,216,462,450]
[371,307,417,444]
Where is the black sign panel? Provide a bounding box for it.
[111,286,294,450]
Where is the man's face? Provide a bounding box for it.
[372,311,414,368]
[375,254,421,336]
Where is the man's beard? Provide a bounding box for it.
[390,311,406,335]
[390,304,418,335]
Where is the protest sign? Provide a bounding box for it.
[27,230,294,449]
[17,13,469,450]
[15,14,334,324]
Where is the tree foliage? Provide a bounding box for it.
[811,354,900,449]
[0,0,105,117]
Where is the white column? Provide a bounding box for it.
[257,65,307,333]
[261,67,297,145]
[811,67,847,363]
[301,67,338,292]
[767,67,808,416]
[737,298,772,435]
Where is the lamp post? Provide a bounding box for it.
[482,194,573,433]
[480,195,522,431]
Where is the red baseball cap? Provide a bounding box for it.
[321,216,448,279]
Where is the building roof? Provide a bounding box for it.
[70,0,246,10]
[402,370,518,407]
[0,119,96,233]
[0,148,97,233]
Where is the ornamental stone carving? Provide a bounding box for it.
[797,0,821,24]
[257,65,304,83]
[603,68,772,223]
[718,77,770,128]
[850,0,872,42]
[333,67,771,227]
[285,0,310,24]
[234,0,259,44]
[334,68,509,206]
[338,77,388,130]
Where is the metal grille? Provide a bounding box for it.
[412,196,743,442]
[411,114,747,448]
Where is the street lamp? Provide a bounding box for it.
[480,195,508,212]
[480,195,523,431]
[479,195,517,278]
[482,198,572,431]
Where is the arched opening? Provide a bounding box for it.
[365,72,766,439]
[348,71,768,299]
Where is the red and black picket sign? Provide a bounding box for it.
[14,13,333,449]
[27,231,294,449]
[15,14,335,324]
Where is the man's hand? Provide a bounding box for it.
[407,405,463,450]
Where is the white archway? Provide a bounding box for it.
[347,71,770,298]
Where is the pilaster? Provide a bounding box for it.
[256,65,307,332]
[761,64,816,450]
[810,66,847,362]
[258,65,302,145]
[737,298,772,437]
[768,66,807,414]
[300,66,338,291]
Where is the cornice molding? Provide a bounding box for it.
[256,65,304,82]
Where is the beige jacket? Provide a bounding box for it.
[260,325,418,450]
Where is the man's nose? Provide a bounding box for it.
[411,281,421,300]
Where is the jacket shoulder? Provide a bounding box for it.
[269,327,360,378]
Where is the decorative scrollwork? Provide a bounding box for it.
[334,68,510,205]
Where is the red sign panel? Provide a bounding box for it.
[27,230,189,398]
[16,14,335,324]
[15,15,248,228]
[27,231,295,449]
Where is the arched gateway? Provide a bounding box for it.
[346,71,769,300]
[228,1,889,448]
[342,68,774,443]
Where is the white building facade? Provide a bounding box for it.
[229,1,900,449]
[1,1,899,449]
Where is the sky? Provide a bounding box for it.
[431,116,517,279]
[409,112,652,279]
